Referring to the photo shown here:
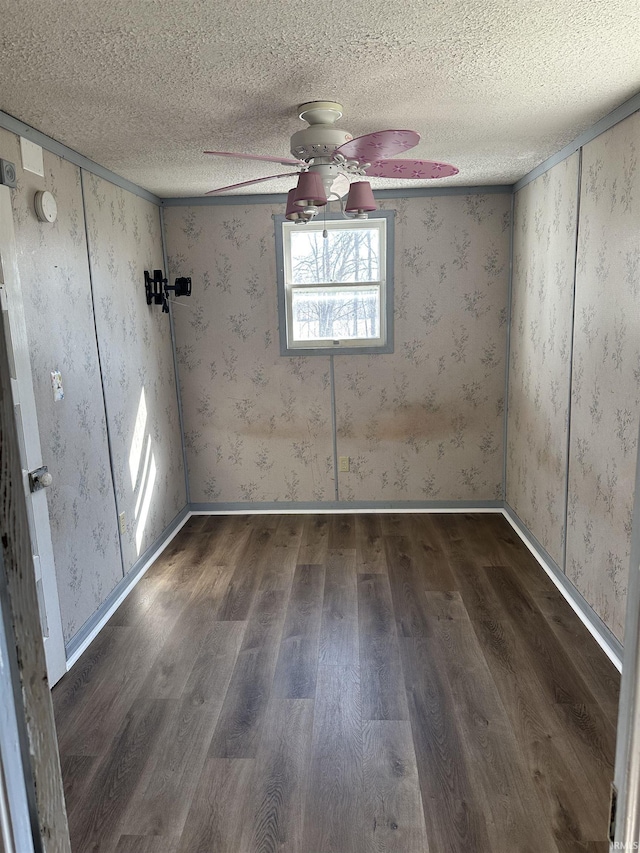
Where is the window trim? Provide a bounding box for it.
[275,210,395,356]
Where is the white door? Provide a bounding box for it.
[0,185,66,686]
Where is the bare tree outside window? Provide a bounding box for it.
[279,215,391,353]
[292,287,380,340]
[290,228,380,283]
[289,228,381,340]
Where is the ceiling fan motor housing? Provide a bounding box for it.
[291,101,352,161]
[290,125,353,161]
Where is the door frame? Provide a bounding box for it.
[0,217,70,849]
[0,549,36,853]
[613,417,640,845]
[0,184,66,685]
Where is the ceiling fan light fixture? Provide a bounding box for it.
[204,104,458,198]
[293,171,327,208]
[345,181,377,215]
[285,188,308,221]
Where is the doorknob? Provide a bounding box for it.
[29,465,52,492]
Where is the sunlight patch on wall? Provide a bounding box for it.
[135,455,157,556]
[128,387,157,557]
[128,388,147,488]
[134,434,152,520]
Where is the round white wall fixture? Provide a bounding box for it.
[34,190,57,223]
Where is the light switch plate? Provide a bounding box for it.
[339,456,350,472]
[51,370,63,401]
[119,512,126,535]
[20,137,44,177]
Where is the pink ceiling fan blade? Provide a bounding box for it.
[205,172,300,195]
[364,159,459,179]
[204,150,304,167]
[335,130,420,163]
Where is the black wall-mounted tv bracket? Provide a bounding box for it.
[144,269,192,313]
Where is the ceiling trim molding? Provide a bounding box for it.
[0,109,161,206]
[513,89,640,193]
[2,88,638,207]
[160,184,512,207]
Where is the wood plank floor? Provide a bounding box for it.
[52,513,620,852]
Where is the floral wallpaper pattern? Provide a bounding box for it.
[506,154,579,565]
[0,127,122,642]
[565,112,640,643]
[335,195,511,501]
[3,107,637,651]
[83,174,186,571]
[165,194,510,504]
[164,204,335,503]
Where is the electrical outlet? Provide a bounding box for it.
[118,512,126,535]
[339,456,350,472]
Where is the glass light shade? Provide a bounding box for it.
[345,181,377,213]
[293,171,327,207]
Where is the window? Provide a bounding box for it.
[276,211,394,355]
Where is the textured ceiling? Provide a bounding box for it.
[1,1,639,197]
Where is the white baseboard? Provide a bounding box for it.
[65,507,190,671]
[194,500,623,669]
[64,502,498,670]
[189,500,503,514]
[65,502,623,676]
[502,505,623,672]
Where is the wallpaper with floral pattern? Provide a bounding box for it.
[83,174,186,572]
[164,203,335,503]
[506,154,579,566]
[0,127,122,642]
[5,110,637,650]
[335,194,511,501]
[565,112,640,643]
[165,193,510,503]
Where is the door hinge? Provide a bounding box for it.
[609,782,617,843]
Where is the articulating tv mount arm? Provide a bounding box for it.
[144,269,192,313]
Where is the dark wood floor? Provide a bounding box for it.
[52,513,620,852]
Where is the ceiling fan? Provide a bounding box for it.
[204,100,459,210]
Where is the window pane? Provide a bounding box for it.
[291,287,380,341]
[289,227,380,284]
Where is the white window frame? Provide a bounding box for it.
[275,211,394,356]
